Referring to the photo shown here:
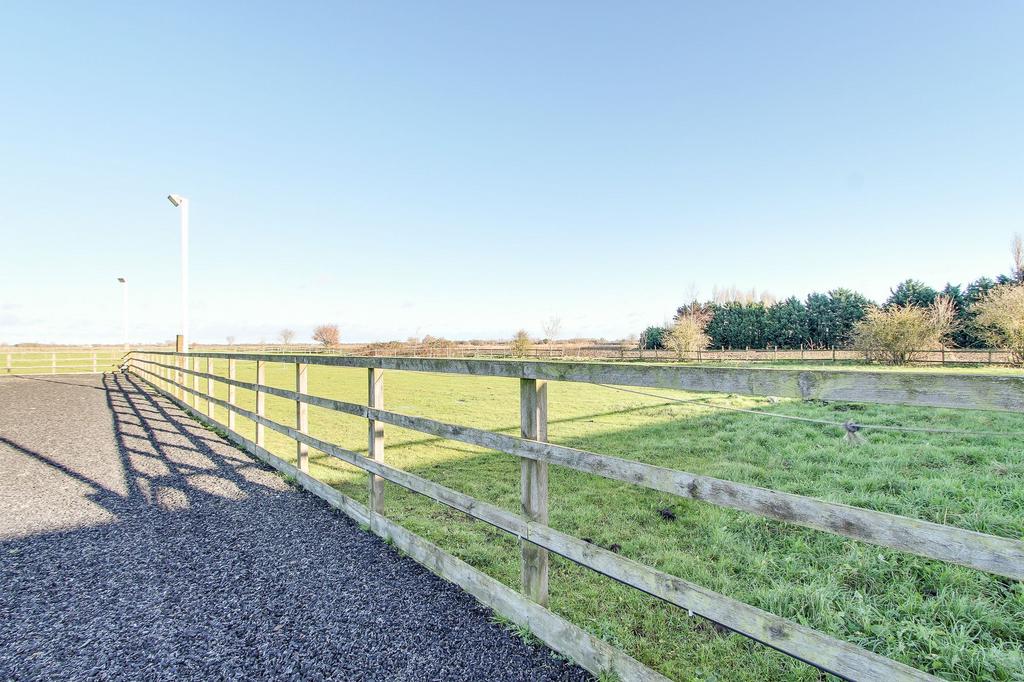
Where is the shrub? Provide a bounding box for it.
[312,324,340,347]
[510,329,532,357]
[664,314,710,360]
[421,335,453,356]
[852,297,956,365]
[973,284,1024,364]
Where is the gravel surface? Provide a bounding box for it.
[0,373,589,681]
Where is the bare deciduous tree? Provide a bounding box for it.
[226,335,236,346]
[852,296,957,365]
[665,309,711,360]
[312,324,340,347]
[710,285,775,306]
[279,328,295,344]
[1012,233,1023,283]
[974,284,1024,364]
[541,315,562,341]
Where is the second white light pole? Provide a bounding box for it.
[168,194,189,353]
[117,277,128,349]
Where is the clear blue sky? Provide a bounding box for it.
[2,1,1022,344]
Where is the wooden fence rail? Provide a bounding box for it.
[125,351,1024,681]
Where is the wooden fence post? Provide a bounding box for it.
[228,358,237,432]
[296,362,309,473]
[520,378,549,607]
[206,357,215,420]
[193,357,203,414]
[51,352,56,374]
[92,352,97,373]
[5,353,11,374]
[368,367,385,511]
[255,360,266,448]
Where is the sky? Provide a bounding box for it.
[1,1,1022,345]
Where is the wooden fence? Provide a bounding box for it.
[2,349,127,375]
[172,343,1020,365]
[357,344,1017,365]
[124,352,1024,681]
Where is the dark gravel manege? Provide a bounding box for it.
[0,373,588,681]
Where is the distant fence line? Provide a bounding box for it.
[2,348,126,375]
[1,344,1017,376]
[213,343,1016,365]
[349,344,1016,365]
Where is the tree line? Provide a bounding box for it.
[642,247,1024,352]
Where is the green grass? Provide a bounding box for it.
[168,360,1023,681]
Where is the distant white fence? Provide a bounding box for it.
[2,349,127,375]
[3,344,1015,376]
[250,343,1018,365]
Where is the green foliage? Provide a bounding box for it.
[805,289,871,348]
[764,297,808,348]
[886,279,939,308]
[490,615,541,646]
[640,326,666,350]
[705,302,768,349]
[697,290,868,350]
[653,262,1024,353]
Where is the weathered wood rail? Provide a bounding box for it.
[125,352,1024,681]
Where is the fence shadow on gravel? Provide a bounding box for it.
[1,373,587,681]
[0,373,284,527]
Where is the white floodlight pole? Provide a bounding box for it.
[117,277,128,349]
[168,194,189,353]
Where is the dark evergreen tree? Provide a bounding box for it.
[804,292,833,347]
[828,288,871,347]
[803,289,870,347]
[705,302,769,348]
[886,279,938,308]
[764,297,808,348]
[640,326,666,349]
[965,277,996,304]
